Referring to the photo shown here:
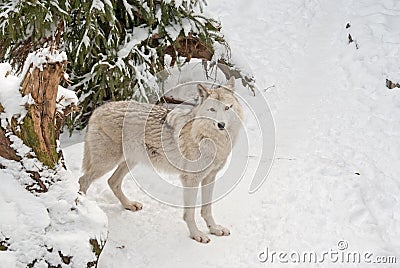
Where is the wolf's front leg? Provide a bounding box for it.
[182,176,210,243]
[201,175,230,236]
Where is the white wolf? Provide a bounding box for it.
[78,77,243,243]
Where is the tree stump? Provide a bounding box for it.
[18,60,66,168]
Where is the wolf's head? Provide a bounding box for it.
[191,77,243,141]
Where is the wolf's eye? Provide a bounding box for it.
[225,104,233,111]
[209,107,216,112]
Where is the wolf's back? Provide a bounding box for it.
[82,101,171,172]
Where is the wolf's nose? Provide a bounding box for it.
[217,122,225,130]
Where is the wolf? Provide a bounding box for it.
[78,77,243,243]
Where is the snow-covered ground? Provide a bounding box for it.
[2,0,400,267]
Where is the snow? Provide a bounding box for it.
[2,0,400,267]
[181,18,192,36]
[0,164,108,267]
[0,63,26,124]
[118,27,150,59]
[122,0,135,19]
[164,24,181,41]
[56,85,78,113]
[90,0,105,12]
[174,0,183,9]
[21,47,67,78]
[0,251,16,268]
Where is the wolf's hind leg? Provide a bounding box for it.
[108,161,142,211]
[182,176,210,243]
[79,166,110,194]
[201,174,230,236]
[78,175,91,194]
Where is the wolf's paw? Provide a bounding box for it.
[209,225,230,236]
[191,232,211,243]
[124,201,143,211]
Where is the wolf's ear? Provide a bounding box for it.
[225,76,235,91]
[197,84,210,101]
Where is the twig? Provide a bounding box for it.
[264,85,276,91]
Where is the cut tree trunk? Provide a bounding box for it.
[17,60,67,168]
